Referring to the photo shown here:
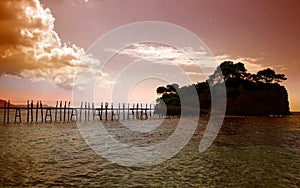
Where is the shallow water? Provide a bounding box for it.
[0,115,299,187]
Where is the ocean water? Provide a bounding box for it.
[0,114,299,187]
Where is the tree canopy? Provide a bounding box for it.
[256,68,287,83]
[156,83,179,95]
[208,62,287,85]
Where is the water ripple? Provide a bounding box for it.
[0,115,299,187]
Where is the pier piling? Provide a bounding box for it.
[0,100,155,124]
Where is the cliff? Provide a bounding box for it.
[225,82,290,115]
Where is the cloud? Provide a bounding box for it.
[118,43,217,67]
[274,64,287,72]
[215,55,269,74]
[119,43,193,65]
[0,0,106,90]
[70,0,91,7]
[117,43,279,82]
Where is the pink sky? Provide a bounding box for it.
[0,0,300,110]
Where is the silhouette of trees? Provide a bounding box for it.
[155,61,290,116]
[208,61,248,85]
[208,62,287,85]
[166,84,179,93]
[256,68,287,83]
[156,86,167,95]
[257,68,275,83]
[156,83,179,95]
[274,74,287,83]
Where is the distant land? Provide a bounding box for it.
[0,99,16,108]
[0,99,5,107]
[0,100,48,108]
[155,61,290,116]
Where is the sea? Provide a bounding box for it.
[0,113,299,187]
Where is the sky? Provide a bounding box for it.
[0,0,300,110]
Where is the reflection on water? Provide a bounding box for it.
[0,115,299,187]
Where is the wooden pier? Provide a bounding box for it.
[0,100,155,124]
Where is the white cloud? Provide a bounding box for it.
[117,43,279,80]
[215,55,269,74]
[119,43,193,65]
[118,43,217,68]
[0,0,107,90]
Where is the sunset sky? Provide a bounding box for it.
[0,0,300,110]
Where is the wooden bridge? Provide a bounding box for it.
[0,100,156,124]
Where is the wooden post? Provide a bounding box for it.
[70,108,77,121]
[36,101,38,122]
[80,102,83,121]
[118,103,120,120]
[27,100,29,123]
[60,101,62,122]
[140,103,143,119]
[150,104,152,119]
[63,101,66,122]
[100,102,103,121]
[15,108,21,123]
[7,100,10,123]
[123,103,125,120]
[136,103,139,119]
[88,103,90,121]
[3,101,6,124]
[40,101,43,123]
[55,101,58,121]
[105,102,108,121]
[111,103,114,121]
[45,108,52,122]
[31,101,33,123]
[84,102,87,121]
[68,101,70,121]
[92,103,95,120]
[127,103,130,119]
[132,103,135,120]
[145,104,148,119]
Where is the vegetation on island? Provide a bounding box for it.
[155,61,290,116]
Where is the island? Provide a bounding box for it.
[155,61,290,116]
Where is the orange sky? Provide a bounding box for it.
[0,0,300,110]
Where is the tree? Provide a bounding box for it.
[257,68,276,83]
[156,86,167,95]
[274,74,287,83]
[208,61,231,85]
[208,61,247,85]
[166,83,179,93]
[156,84,179,95]
[234,62,247,79]
[219,61,236,81]
[256,68,287,84]
[195,81,209,91]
